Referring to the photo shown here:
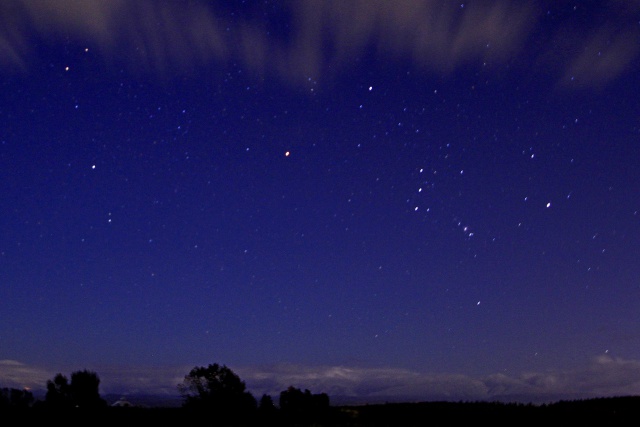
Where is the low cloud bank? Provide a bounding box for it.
[237,356,640,404]
[2,355,639,405]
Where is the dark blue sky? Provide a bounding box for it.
[1,0,639,404]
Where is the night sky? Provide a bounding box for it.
[1,1,639,404]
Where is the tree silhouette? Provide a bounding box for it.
[257,393,278,423]
[45,370,106,409]
[45,373,73,408]
[69,369,106,409]
[258,393,276,412]
[178,363,256,420]
[279,386,330,423]
[0,387,34,409]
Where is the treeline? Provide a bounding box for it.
[2,364,639,426]
[177,363,332,425]
[0,363,334,426]
[346,397,640,426]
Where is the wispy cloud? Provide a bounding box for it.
[0,360,52,391]
[2,356,639,404]
[1,0,638,87]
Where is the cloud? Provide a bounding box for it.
[91,365,189,396]
[2,356,640,404]
[1,0,227,76]
[236,364,489,403]
[546,1,640,88]
[258,0,537,84]
[236,356,640,404]
[1,0,638,88]
[0,360,52,391]
[484,355,640,403]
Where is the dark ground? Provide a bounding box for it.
[5,396,639,426]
